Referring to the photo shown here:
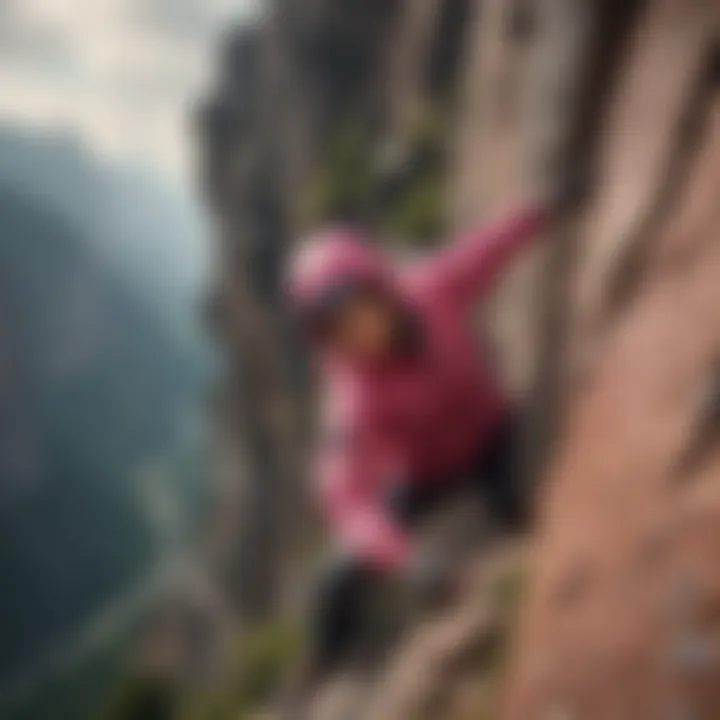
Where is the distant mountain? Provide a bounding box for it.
[0,138,210,688]
[0,125,210,353]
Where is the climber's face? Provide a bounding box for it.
[320,289,398,362]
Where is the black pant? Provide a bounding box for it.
[309,415,527,675]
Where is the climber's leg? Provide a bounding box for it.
[280,554,381,718]
[309,553,382,677]
[299,483,449,690]
[473,414,530,532]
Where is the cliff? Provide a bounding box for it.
[197,0,720,717]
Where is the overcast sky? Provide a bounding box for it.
[0,0,260,185]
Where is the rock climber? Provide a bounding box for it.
[284,176,581,701]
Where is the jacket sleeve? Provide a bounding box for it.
[411,201,550,305]
[316,423,412,572]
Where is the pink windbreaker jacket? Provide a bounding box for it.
[288,202,549,571]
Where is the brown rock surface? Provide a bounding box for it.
[503,90,720,720]
[367,543,527,720]
[570,0,720,365]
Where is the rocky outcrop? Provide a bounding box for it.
[504,209,720,718]
[501,2,720,711]
[198,0,477,624]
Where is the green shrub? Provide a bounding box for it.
[386,176,446,245]
[184,621,301,720]
[296,122,374,229]
[103,675,176,720]
[296,104,450,246]
[491,565,527,614]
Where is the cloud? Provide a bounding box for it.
[0,0,259,182]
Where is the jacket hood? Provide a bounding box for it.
[286,227,397,314]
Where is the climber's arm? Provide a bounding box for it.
[316,425,412,572]
[411,201,551,305]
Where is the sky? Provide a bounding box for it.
[0,0,260,185]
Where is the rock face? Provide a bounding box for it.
[504,220,720,718]
[446,0,720,716]
[501,9,720,713]
[201,0,720,715]
[198,0,476,622]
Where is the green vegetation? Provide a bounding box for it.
[296,122,375,229]
[184,621,301,720]
[385,175,446,245]
[297,105,450,246]
[383,108,448,245]
[463,562,528,720]
[103,674,177,720]
[491,563,527,613]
